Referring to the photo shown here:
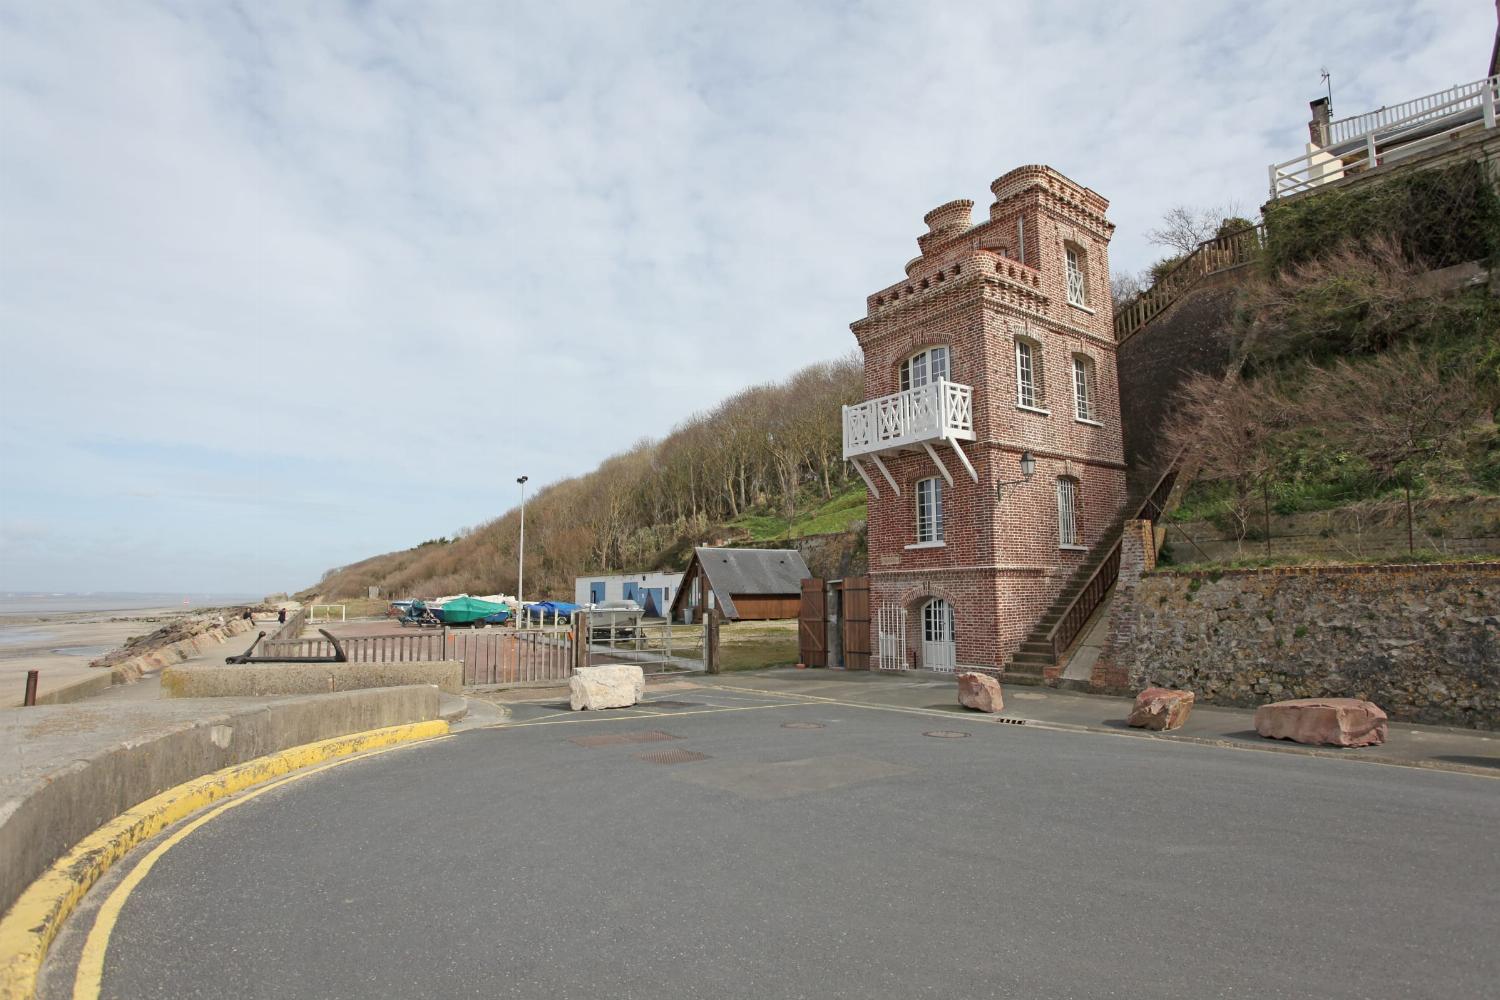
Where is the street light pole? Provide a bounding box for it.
[516,475,529,609]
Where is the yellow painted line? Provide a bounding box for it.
[0,720,448,1000]
[73,739,443,1000]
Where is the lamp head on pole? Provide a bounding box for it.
[996,451,1037,502]
[517,475,528,486]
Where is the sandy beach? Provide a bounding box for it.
[0,607,190,706]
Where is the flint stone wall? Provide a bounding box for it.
[1115,562,1500,729]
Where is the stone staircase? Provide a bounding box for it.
[1001,464,1179,686]
[1002,515,1131,685]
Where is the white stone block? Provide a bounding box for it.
[569,664,646,711]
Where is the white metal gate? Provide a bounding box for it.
[921,599,956,672]
[875,603,907,671]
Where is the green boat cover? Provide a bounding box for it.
[435,596,508,624]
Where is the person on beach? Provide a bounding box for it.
[278,608,287,625]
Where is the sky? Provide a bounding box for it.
[0,0,1493,595]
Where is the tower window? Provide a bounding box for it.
[916,477,944,543]
[901,345,950,392]
[1072,355,1096,422]
[1015,338,1044,410]
[1065,244,1088,308]
[1057,477,1082,548]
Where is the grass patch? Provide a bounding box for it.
[716,619,800,671]
[728,484,867,542]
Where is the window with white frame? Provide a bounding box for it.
[900,345,950,391]
[1015,338,1044,409]
[1065,244,1088,308]
[916,477,944,543]
[1072,355,1095,422]
[1057,477,1081,547]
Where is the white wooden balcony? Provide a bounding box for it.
[842,379,976,497]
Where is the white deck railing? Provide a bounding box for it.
[1269,75,1498,199]
[842,379,974,460]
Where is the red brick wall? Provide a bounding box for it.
[850,165,1128,671]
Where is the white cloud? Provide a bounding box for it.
[0,0,1492,591]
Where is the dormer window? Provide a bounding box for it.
[1065,243,1089,308]
[901,345,950,391]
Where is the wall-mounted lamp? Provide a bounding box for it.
[995,451,1036,502]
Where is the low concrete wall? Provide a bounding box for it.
[0,686,440,916]
[160,661,464,697]
[1107,562,1500,729]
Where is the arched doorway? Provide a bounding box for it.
[921,598,956,671]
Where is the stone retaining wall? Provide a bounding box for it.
[1106,562,1500,729]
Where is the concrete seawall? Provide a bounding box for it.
[0,686,441,916]
[102,615,260,682]
[161,661,464,697]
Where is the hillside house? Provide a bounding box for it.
[843,165,1127,677]
[669,547,810,623]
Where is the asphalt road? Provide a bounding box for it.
[50,688,1500,999]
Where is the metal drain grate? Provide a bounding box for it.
[635,748,710,765]
[781,721,826,730]
[923,730,970,739]
[570,730,680,748]
[993,717,1028,725]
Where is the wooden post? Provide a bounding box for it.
[705,609,721,675]
[23,670,39,707]
[573,611,590,674]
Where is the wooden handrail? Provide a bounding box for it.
[1114,225,1264,343]
[1042,462,1180,661]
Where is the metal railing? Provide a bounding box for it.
[582,619,707,673]
[1270,75,1498,200]
[1114,225,1263,342]
[842,379,974,459]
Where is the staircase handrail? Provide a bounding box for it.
[1042,462,1180,661]
[1114,224,1264,343]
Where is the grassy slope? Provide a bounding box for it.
[726,483,867,542]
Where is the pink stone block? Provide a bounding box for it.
[1127,687,1195,731]
[1254,698,1388,748]
[957,671,1004,713]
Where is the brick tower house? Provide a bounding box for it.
[843,165,1127,676]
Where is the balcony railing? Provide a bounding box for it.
[843,379,974,460]
[1269,74,1498,200]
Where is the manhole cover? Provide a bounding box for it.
[570,730,679,748]
[923,730,970,739]
[781,721,825,730]
[636,748,710,765]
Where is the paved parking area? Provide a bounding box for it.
[43,685,1500,999]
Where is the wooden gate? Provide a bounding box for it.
[839,576,871,670]
[798,577,827,667]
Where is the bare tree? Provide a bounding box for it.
[1162,373,1281,552]
[1301,348,1480,552]
[1147,203,1247,257]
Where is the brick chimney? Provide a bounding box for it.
[1308,96,1331,146]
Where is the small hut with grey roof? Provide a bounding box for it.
[669,547,811,623]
